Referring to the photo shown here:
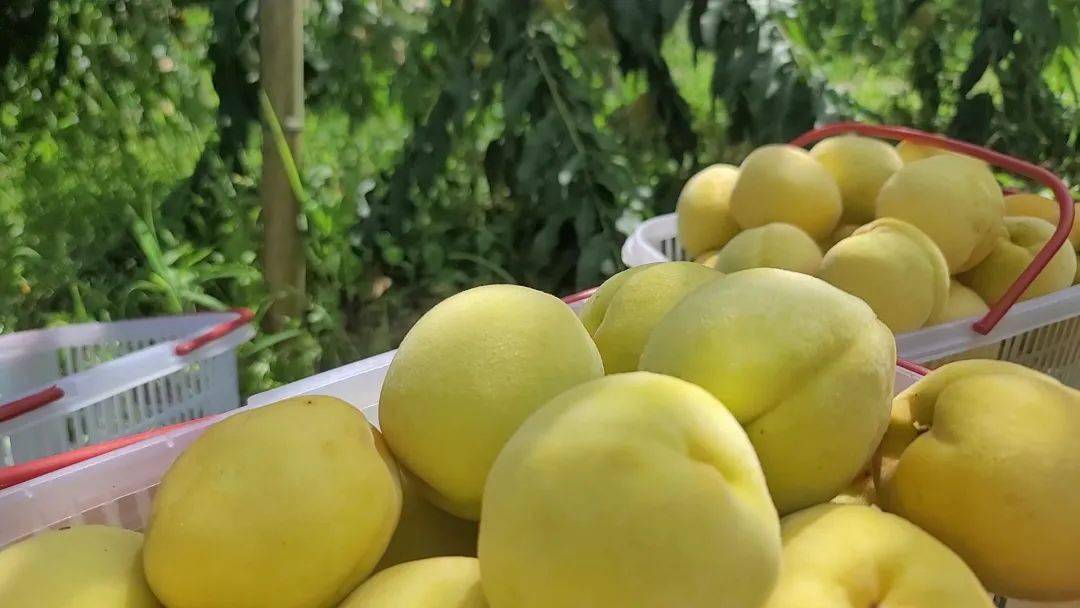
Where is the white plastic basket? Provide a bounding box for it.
[2,358,1034,601]
[0,311,255,466]
[0,299,1065,607]
[625,124,1080,387]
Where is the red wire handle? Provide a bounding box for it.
[0,385,64,424]
[0,416,208,490]
[790,122,1075,335]
[174,308,255,356]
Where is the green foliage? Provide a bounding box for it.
[487,8,637,289]
[367,1,645,295]
[692,0,821,144]
[949,0,1079,176]
[590,0,698,158]
[789,0,1080,183]
[2,0,1078,398]
[0,0,423,393]
[0,0,216,332]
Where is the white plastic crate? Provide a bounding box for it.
[624,124,1080,387]
[1,357,1044,604]
[0,297,1068,606]
[0,311,255,466]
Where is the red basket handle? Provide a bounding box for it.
[790,122,1075,335]
[0,385,65,424]
[175,308,255,356]
[0,416,209,490]
[562,287,599,305]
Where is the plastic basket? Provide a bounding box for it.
[623,123,1080,386]
[0,310,255,466]
[0,297,1066,607]
[3,358,1030,600]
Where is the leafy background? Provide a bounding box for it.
[2,0,1078,394]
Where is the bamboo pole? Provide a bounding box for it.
[259,0,306,330]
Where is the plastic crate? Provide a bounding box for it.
[0,298,1067,607]
[5,358,1041,602]
[623,123,1080,386]
[0,311,255,466]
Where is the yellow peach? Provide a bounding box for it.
[709,223,822,275]
[675,164,741,257]
[579,262,719,373]
[380,285,604,520]
[340,558,487,608]
[958,216,1077,304]
[878,360,1080,600]
[811,135,903,224]
[730,145,842,240]
[0,526,161,607]
[763,504,993,608]
[479,372,781,608]
[876,155,1004,273]
[818,218,950,333]
[640,268,896,514]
